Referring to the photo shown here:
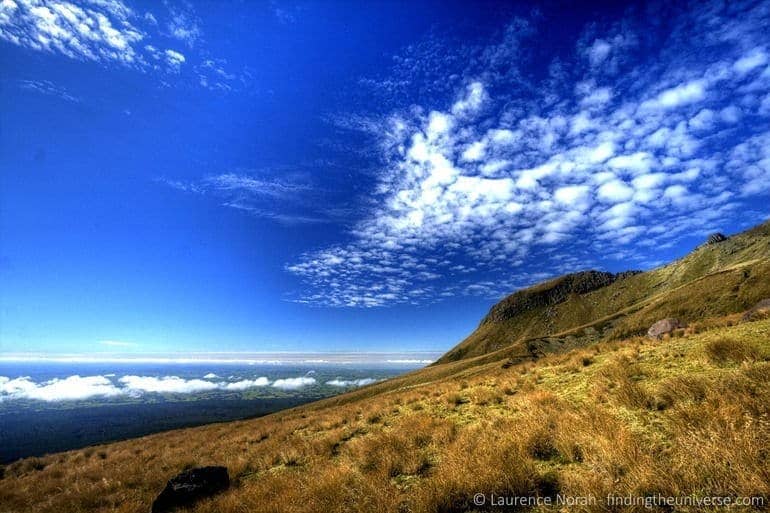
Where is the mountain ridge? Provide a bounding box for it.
[437,220,770,364]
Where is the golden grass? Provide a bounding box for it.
[1,318,769,513]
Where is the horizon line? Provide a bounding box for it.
[0,351,441,365]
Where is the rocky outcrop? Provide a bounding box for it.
[742,298,770,321]
[647,318,685,339]
[707,233,727,244]
[152,466,229,513]
[482,270,641,324]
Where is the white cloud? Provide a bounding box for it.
[451,81,487,116]
[632,173,667,190]
[326,378,378,387]
[734,48,767,74]
[203,372,219,379]
[554,185,590,205]
[119,375,219,394]
[272,376,316,390]
[589,141,615,163]
[644,79,707,110]
[688,109,715,131]
[0,375,121,401]
[663,184,689,201]
[597,180,634,202]
[166,5,199,47]
[462,140,486,161]
[164,48,186,71]
[587,38,612,67]
[222,377,270,390]
[607,152,654,174]
[720,105,741,123]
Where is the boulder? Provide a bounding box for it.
[647,318,685,339]
[742,298,770,321]
[152,466,229,513]
[707,233,727,244]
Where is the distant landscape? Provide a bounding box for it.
[0,359,435,462]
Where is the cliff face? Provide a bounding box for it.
[480,271,638,325]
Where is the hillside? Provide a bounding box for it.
[1,221,769,513]
[438,221,770,364]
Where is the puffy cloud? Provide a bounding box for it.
[326,378,378,387]
[222,377,270,390]
[642,80,707,111]
[607,152,654,174]
[587,38,612,67]
[688,109,715,131]
[597,180,634,203]
[119,375,219,394]
[451,81,487,116]
[164,49,186,71]
[0,375,120,401]
[554,185,590,205]
[734,48,768,74]
[272,376,316,390]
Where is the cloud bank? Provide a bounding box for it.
[0,373,320,401]
[272,376,316,390]
[326,378,378,387]
[287,0,770,307]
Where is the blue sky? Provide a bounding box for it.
[1,0,769,355]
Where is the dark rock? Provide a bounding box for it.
[647,318,685,339]
[152,466,229,513]
[742,298,770,321]
[707,233,727,244]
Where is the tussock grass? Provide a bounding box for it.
[704,336,764,364]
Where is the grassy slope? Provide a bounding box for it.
[1,316,769,513]
[438,221,770,363]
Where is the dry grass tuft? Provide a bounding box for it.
[704,336,764,365]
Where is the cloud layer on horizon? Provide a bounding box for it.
[0,372,328,401]
[287,0,770,307]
